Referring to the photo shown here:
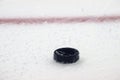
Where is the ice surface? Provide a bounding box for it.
[0,0,120,18]
[0,23,120,80]
[0,0,120,80]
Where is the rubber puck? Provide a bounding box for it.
[54,47,79,64]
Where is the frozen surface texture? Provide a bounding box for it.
[0,23,120,80]
[0,0,120,17]
[0,0,120,80]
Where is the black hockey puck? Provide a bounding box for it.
[54,47,79,64]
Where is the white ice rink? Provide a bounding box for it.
[0,0,120,80]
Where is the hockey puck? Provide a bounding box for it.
[54,47,79,64]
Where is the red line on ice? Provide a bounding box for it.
[0,15,120,24]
